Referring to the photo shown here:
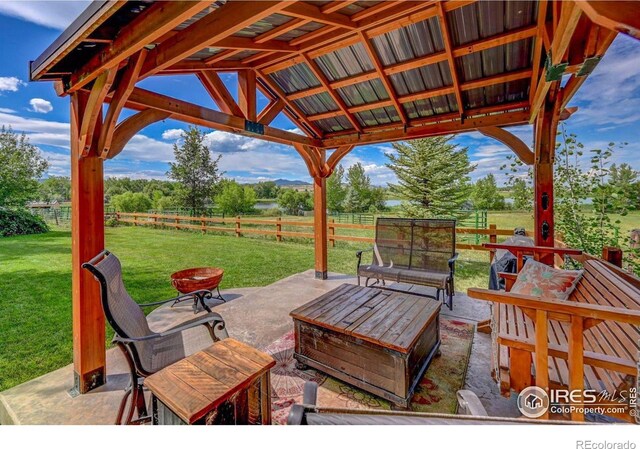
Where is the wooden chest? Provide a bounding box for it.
[290,284,441,408]
[146,338,275,425]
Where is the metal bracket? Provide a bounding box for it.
[577,55,602,77]
[244,120,264,135]
[544,51,567,82]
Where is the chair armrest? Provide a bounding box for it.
[498,272,518,291]
[139,289,213,307]
[467,288,640,325]
[456,390,488,417]
[114,312,226,343]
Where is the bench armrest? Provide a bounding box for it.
[448,252,459,273]
[356,246,374,267]
[456,390,488,417]
[467,288,640,326]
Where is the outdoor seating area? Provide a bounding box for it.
[3,1,640,442]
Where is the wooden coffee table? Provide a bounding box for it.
[290,283,441,408]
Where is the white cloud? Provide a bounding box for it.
[118,135,175,163]
[0,107,16,113]
[0,111,68,134]
[161,128,184,140]
[0,1,90,30]
[0,76,25,92]
[41,150,70,177]
[205,131,269,153]
[29,98,53,113]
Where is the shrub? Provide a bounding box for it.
[110,192,153,212]
[105,217,119,227]
[0,208,49,237]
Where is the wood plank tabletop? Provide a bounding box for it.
[290,284,441,354]
[145,338,275,424]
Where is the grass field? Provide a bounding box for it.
[0,226,493,391]
[3,207,638,392]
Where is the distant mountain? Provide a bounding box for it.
[273,179,311,186]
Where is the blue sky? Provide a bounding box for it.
[0,1,639,186]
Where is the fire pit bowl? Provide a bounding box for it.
[170,267,225,313]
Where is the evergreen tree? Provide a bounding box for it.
[326,165,347,213]
[471,174,505,210]
[385,136,474,217]
[608,163,639,211]
[343,163,385,213]
[0,127,49,207]
[167,126,221,213]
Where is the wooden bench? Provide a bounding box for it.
[468,247,640,422]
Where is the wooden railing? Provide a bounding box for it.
[115,212,531,255]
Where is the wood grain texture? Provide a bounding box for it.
[146,339,274,424]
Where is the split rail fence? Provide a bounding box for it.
[116,212,529,259]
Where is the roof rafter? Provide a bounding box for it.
[357,30,408,125]
[301,54,363,132]
[282,2,357,30]
[139,1,289,79]
[436,2,465,118]
[61,1,212,95]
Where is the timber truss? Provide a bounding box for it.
[29,0,635,177]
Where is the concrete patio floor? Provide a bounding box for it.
[0,270,519,424]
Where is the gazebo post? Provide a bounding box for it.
[70,91,106,394]
[533,98,561,265]
[313,173,328,280]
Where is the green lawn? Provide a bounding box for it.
[0,226,493,391]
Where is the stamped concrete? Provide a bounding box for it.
[0,270,519,424]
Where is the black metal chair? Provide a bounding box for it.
[83,250,228,425]
[357,218,458,309]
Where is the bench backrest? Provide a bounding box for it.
[570,259,640,310]
[374,218,456,273]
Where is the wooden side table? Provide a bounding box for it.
[146,338,275,425]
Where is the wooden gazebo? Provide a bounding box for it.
[30,0,639,395]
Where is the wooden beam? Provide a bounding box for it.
[210,36,299,53]
[255,18,310,44]
[576,1,640,39]
[109,109,171,159]
[197,71,244,117]
[256,68,324,137]
[357,31,407,125]
[118,87,322,148]
[535,309,550,420]
[437,2,465,118]
[478,126,534,165]
[64,1,211,95]
[70,90,106,394]
[256,82,314,138]
[322,110,530,147]
[204,49,243,66]
[530,1,548,107]
[238,70,257,122]
[568,316,585,421]
[322,1,358,15]
[326,145,355,174]
[258,99,285,125]
[302,55,362,132]
[99,50,147,159]
[79,68,116,157]
[140,2,287,79]
[283,2,357,30]
[529,1,583,122]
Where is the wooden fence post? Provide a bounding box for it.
[175,216,180,230]
[329,218,336,247]
[489,224,497,262]
[133,214,137,226]
[201,216,206,234]
[276,217,282,242]
[236,216,241,237]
